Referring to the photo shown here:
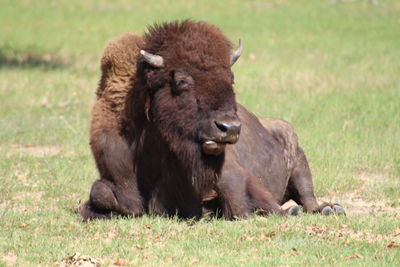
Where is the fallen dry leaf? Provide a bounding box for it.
[142,253,152,259]
[135,244,145,250]
[15,170,29,181]
[238,235,255,242]
[264,231,276,240]
[291,247,300,254]
[93,232,101,240]
[153,234,162,239]
[19,223,29,229]
[108,228,117,238]
[114,259,128,266]
[387,241,400,248]
[59,252,99,267]
[346,253,363,259]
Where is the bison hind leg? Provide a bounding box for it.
[286,147,345,215]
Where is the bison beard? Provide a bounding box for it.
[79,20,344,221]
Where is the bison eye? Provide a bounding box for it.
[175,79,187,87]
[171,69,194,95]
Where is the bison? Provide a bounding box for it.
[79,20,344,220]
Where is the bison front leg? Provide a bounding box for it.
[286,147,345,215]
[80,130,143,220]
[218,160,283,219]
[217,166,250,219]
[80,179,122,220]
[245,175,285,216]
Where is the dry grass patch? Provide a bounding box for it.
[6,144,61,158]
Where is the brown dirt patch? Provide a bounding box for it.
[6,144,61,157]
[2,252,17,266]
[282,170,400,217]
[324,171,400,216]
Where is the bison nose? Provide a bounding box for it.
[215,119,241,144]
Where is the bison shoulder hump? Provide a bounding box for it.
[96,33,144,114]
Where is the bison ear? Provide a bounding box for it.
[140,50,164,68]
[230,39,243,66]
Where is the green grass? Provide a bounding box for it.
[1,0,399,265]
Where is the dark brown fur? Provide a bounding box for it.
[80,21,337,220]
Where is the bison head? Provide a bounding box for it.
[136,21,242,157]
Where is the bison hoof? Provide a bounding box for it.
[321,206,334,216]
[288,205,302,216]
[333,204,346,216]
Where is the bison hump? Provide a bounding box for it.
[96,33,144,114]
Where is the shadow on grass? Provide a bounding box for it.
[0,46,69,70]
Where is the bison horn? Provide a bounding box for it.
[230,39,243,66]
[140,50,164,68]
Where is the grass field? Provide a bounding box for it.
[1,0,399,265]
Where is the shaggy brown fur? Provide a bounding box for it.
[80,21,343,220]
